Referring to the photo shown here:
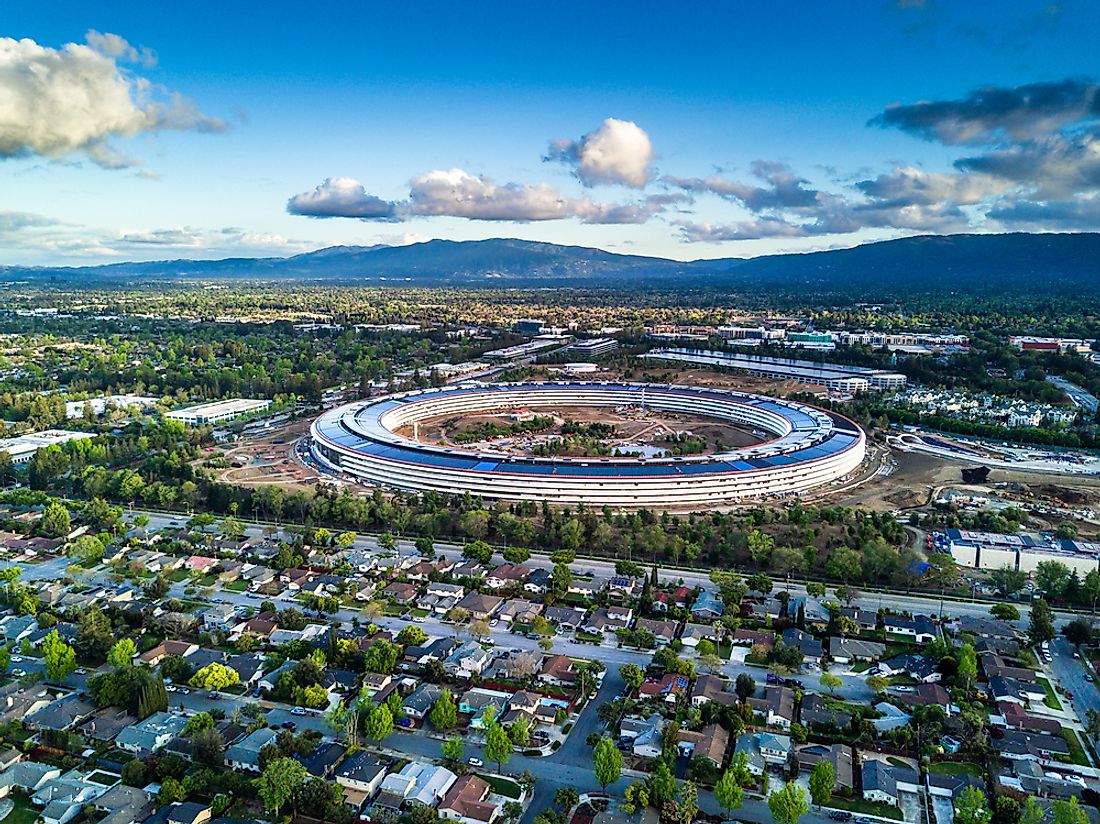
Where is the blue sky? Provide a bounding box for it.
[2,1,1099,264]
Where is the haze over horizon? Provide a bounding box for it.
[3,1,1100,266]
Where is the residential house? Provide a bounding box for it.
[795,744,854,791]
[862,760,920,807]
[872,703,911,733]
[444,641,493,680]
[748,686,795,729]
[538,655,576,688]
[732,628,775,649]
[800,693,851,732]
[378,762,457,809]
[584,606,632,635]
[543,606,587,631]
[995,701,1062,735]
[456,593,503,621]
[895,683,953,714]
[32,769,107,824]
[691,674,739,708]
[830,638,885,665]
[634,618,676,645]
[403,684,444,722]
[115,712,188,754]
[438,775,500,824]
[567,577,607,599]
[383,583,418,606]
[691,588,723,620]
[628,715,666,759]
[25,694,96,731]
[676,724,730,767]
[840,607,879,632]
[298,741,348,778]
[226,727,278,772]
[139,640,198,667]
[335,752,387,807]
[780,628,823,663]
[680,623,717,648]
[989,675,1046,706]
[523,568,551,595]
[883,614,936,643]
[876,653,941,683]
[486,564,530,590]
[639,673,690,704]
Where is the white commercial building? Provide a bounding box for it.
[64,395,160,419]
[944,528,1100,575]
[0,430,94,464]
[645,348,906,391]
[165,398,271,426]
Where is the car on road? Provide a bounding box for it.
[413,615,427,624]
[827,812,852,821]
[468,757,483,767]
[856,817,875,824]
[281,721,296,729]
[892,686,915,693]
[489,619,499,627]
[1086,674,1094,682]
[178,688,190,694]
[166,685,178,692]
[11,669,25,678]
[291,707,307,716]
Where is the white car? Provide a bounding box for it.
[291,707,307,716]
[166,685,178,692]
[892,686,915,694]
[468,757,484,767]
[11,669,25,678]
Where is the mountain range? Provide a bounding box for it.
[3,232,1099,294]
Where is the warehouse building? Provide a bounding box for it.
[943,528,1100,575]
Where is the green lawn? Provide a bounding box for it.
[886,757,911,769]
[1060,728,1090,767]
[1036,676,1062,711]
[828,795,903,821]
[223,580,249,592]
[168,569,189,583]
[479,774,522,799]
[2,794,42,824]
[928,761,982,778]
[851,661,873,673]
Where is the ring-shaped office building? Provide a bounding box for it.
[310,382,866,507]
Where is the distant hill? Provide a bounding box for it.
[3,232,1099,295]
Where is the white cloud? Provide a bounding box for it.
[546,117,655,188]
[286,177,397,218]
[0,32,225,168]
[287,168,668,225]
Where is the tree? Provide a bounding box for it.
[397,625,427,647]
[484,720,513,773]
[365,703,394,744]
[509,715,530,746]
[714,768,744,817]
[430,689,458,731]
[1063,617,1096,648]
[592,737,622,790]
[990,603,1020,622]
[1053,796,1088,824]
[620,663,644,692]
[41,501,71,538]
[42,630,77,681]
[555,787,580,813]
[363,639,401,674]
[192,727,226,768]
[953,785,991,824]
[1029,598,1056,646]
[502,546,531,564]
[989,565,1028,598]
[462,539,493,563]
[257,757,306,817]
[819,672,842,695]
[1019,797,1045,824]
[808,761,835,809]
[866,675,890,695]
[68,534,106,564]
[746,573,773,596]
[189,663,240,691]
[184,711,215,734]
[805,582,826,598]
[107,638,136,669]
[649,761,676,805]
[469,619,491,642]
[735,672,756,702]
[769,782,808,824]
[1036,560,1072,598]
[441,736,463,763]
[957,643,977,693]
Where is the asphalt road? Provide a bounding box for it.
[1050,636,1100,737]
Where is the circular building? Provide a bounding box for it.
[309,382,865,507]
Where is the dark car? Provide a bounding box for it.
[281,721,297,729]
[828,812,852,822]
